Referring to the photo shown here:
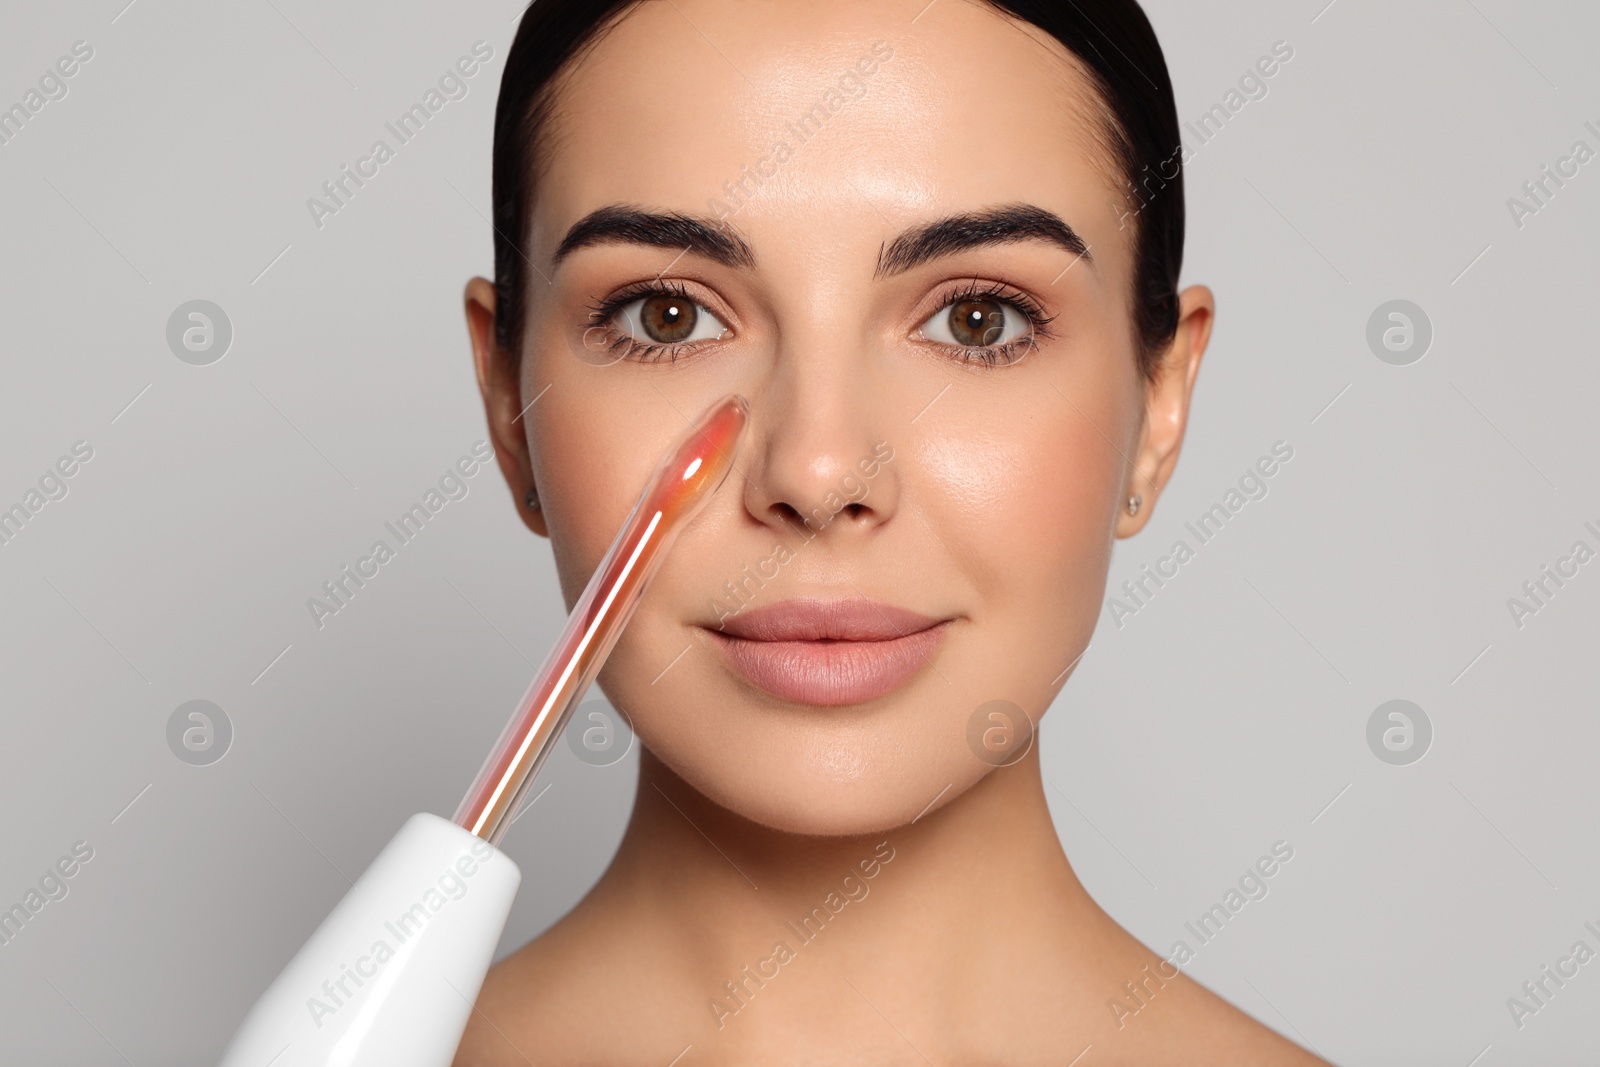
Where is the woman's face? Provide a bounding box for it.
[470,0,1208,836]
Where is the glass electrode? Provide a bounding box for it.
[452,394,749,846]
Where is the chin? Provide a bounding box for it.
[635,689,994,838]
[684,759,983,838]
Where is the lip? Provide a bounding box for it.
[703,598,949,706]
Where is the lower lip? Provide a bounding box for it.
[704,623,949,706]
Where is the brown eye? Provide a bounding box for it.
[638,294,696,343]
[916,292,1034,357]
[609,291,728,350]
[948,299,1006,346]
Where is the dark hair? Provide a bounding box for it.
[491,0,1183,379]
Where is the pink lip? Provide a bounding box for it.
[704,598,949,706]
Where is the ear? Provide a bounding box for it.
[1116,284,1214,537]
[465,276,548,537]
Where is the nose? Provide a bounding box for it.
[739,337,900,544]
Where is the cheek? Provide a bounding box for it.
[527,396,648,609]
[913,406,1122,618]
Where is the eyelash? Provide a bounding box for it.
[582,277,1057,366]
[583,280,704,364]
[925,278,1057,367]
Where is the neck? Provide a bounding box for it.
[586,743,1115,1043]
[615,741,1082,897]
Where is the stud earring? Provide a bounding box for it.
[1126,493,1142,516]
[524,488,541,511]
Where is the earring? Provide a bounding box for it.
[524,488,541,511]
[1126,493,1142,516]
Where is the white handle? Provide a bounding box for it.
[219,812,520,1067]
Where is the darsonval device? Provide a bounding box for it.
[220,395,749,1067]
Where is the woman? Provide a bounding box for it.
[456,0,1325,1062]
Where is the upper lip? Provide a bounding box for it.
[710,598,945,642]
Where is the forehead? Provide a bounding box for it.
[530,0,1129,274]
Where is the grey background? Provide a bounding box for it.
[1,0,1596,1063]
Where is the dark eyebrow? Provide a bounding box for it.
[550,202,1091,279]
[552,204,756,270]
[875,203,1093,279]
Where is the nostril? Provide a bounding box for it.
[772,502,806,526]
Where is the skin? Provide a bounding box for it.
[456,1,1326,1063]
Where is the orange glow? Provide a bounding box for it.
[452,394,748,845]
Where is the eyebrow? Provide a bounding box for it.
[550,201,1092,277]
[552,205,756,270]
[875,203,1092,278]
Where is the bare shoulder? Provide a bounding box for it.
[450,917,579,1066]
[1096,963,1332,1066]
[451,893,711,1067]
[1052,913,1330,1066]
